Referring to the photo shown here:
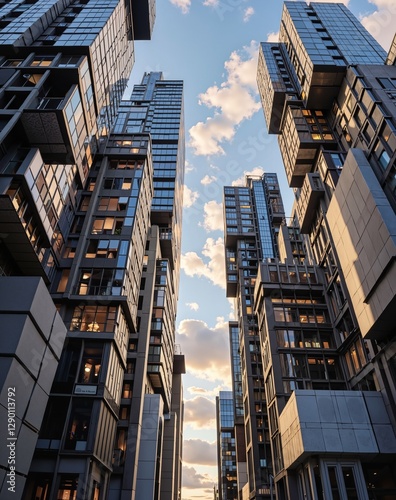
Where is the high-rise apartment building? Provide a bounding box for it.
[221,2,396,499]
[0,2,185,500]
[223,174,285,499]
[216,391,238,500]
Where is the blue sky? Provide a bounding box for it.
[125,1,395,498]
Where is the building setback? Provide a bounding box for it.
[0,2,186,500]
[220,2,396,499]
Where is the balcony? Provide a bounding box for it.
[296,173,325,233]
[21,84,88,165]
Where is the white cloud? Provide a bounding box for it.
[203,0,219,6]
[185,159,195,173]
[189,115,235,156]
[181,237,226,288]
[231,166,265,186]
[188,41,261,156]
[228,298,236,320]
[183,185,199,208]
[243,6,254,22]
[201,201,223,232]
[186,302,199,311]
[177,316,231,383]
[201,175,217,185]
[182,465,215,489]
[199,81,260,124]
[360,0,396,51]
[184,396,217,428]
[184,439,217,466]
[267,31,279,42]
[224,40,259,88]
[169,0,191,14]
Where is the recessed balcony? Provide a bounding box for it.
[296,173,325,233]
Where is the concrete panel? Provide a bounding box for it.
[338,428,359,452]
[25,383,48,431]
[346,395,369,424]
[317,395,336,422]
[327,149,396,339]
[355,429,377,453]
[16,423,38,475]
[363,392,393,424]
[322,427,342,451]
[36,346,59,395]
[278,390,394,469]
[295,394,320,422]
[0,359,34,421]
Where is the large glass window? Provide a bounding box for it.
[70,305,117,333]
[57,476,79,500]
[65,400,93,450]
[79,343,103,384]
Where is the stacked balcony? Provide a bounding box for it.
[295,173,325,233]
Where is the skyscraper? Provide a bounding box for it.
[222,174,285,499]
[218,1,396,499]
[0,2,185,500]
[216,391,238,500]
[220,2,396,499]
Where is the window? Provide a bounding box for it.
[379,149,390,169]
[31,56,54,67]
[70,305,118,333]
[91,217,124,235]
[377,77,396,90]
[57,476,79,500]
[65,400,93,450]
[79,343,103,384]
[85,239,124,259]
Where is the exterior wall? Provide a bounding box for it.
[254,2,396,499]
[0,277,66,498]
[0,2,189,500]
[135,394,164,500]
[280,390,396,470]
[216,391,238,500]
[161,353,185,500]
[223,176,285,499]
[327,148,396,339]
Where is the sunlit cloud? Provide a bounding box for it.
[267,31,279,42]
[181,237,225,288]
[189,115,235,156]
[183,185,200,208]
[177,317,231,383]
[184,396,217,428]
[201,175,218,185]
[360,0,396,50]
[182,465,216,489]
[243,6,254,22]
[188,384,231,397]
[169,0,191,14]
[184,439,217,466]
[231,166,265,186]
[186,302,199,311]
[188,41,261,156]
[201,201,223,232]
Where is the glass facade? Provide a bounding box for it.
[0,2,188,500]
[223,174,285,499]
[216,391,238,500]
